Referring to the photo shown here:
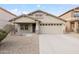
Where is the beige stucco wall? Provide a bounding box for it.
[0,9,16,29]
[59,11,74,32]
[59,11,73,21]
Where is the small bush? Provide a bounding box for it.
[0,29,7,42]
[0,24,14,42]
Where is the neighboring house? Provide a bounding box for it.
[9,10,66,34]
[0,7,17,29]
[59,7,79,33]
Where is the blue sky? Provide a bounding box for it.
[0,4,79,16]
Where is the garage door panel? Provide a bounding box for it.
[40,24,64,34]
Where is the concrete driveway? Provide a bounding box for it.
[39,34,79,54]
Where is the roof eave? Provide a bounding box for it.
[9,14,40,22]
[27,10,67,22]
[59,7,79,17]
[0,7,17,17]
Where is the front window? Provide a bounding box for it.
[20,25,24,30]
[25,25,28,30]
[20,24,28,30]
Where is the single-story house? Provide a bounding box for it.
[9,10,66,34]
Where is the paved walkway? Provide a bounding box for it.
[0,34,39,54]
[39,34,79,54]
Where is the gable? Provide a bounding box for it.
[14,17,36,23]
[59,7,79,21]
[9,14,38,23]
[59,10,73,21]
[28,10,66,23]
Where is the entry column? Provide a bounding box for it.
[15,24,21,35]
[36,21,40,34]
[65,21,71,32]
[74,21,78,32]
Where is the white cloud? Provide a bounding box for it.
[8,8,22,16]
[22,10,31,14]
[8,8,32,16]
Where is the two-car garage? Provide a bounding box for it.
[40,23,65,34]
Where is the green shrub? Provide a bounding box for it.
[0,29,7,42]
[0,24,14,42]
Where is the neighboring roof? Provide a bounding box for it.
[9,14,40,22]
[27,10,66,22]
[0,7,17,17]
[59,7,79,17]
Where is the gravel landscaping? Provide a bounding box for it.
[0,34,39,54]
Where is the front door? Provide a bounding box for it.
[32,24,36,33]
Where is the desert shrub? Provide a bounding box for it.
[0,29,7,42]
[0,24,14,42]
